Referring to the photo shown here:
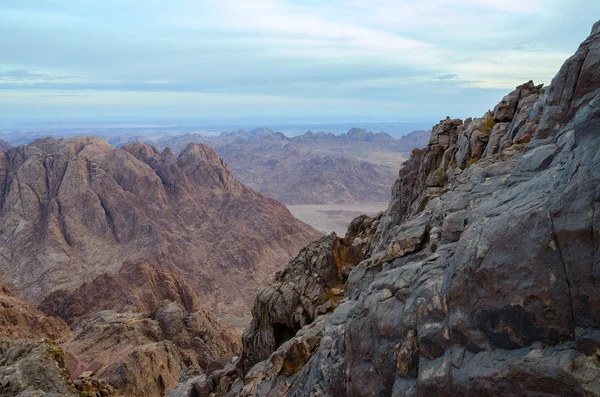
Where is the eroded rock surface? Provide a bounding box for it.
[1,263,240,397]
[39,261,203,326]
[0,339,79,397]
[0,284,121,397]
[241,214,380,372]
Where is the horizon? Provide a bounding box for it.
[2,1,599,120]
[0,119,435,146]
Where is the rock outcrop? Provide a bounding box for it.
[241,213,380,372]
[1,269,240,397]
[37,262,241,396]
[0,339,80,397]
[0,138,322,317]
[181,214,381,396]
[192,20,600,396]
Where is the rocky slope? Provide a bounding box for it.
[63,300,239,397]
[1,265,241,397]
[0,282,70,340]
[152,127,429,204]
[0,138,321,317]
[38,261,242,395]
[185,20,600,396]
[0,283,121,396]
[39,261,203,326]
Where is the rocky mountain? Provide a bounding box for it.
[179,20,600,396]
[151,127,429,204]
[217,142,397,205]
[0,137,322,319]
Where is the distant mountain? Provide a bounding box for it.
[218,144,397,204]
[290,128,400,145]
[396,129,431,148]
[220,127,283,141]
[153,127,431,204]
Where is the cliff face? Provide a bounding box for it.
[196,21,600,396]
[0,138,322,317]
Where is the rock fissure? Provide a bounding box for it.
[550,209,577,334]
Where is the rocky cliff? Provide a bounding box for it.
[189,20,600,397]
[0,138,322,318]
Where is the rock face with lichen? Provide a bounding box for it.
[184,20,600,397]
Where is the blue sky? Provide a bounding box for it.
[1,0,599,121]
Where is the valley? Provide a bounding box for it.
[287,202,388,235]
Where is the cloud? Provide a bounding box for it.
[0,0,599,119]
[436,74,459,80]
[0,69,79,84]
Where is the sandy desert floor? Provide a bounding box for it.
[287,203,388,235]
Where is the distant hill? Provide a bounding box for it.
[153,127,431,204]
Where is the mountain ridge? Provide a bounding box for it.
[151,127,430,204]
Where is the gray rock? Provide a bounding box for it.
[217,19,600,397]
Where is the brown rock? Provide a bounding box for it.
[0,282,70,341]
[40,261,202,325]
[0,137,322,320]
[63,300,240,396]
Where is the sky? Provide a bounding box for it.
[1,0,599,122]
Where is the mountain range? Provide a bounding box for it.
[0,18,598,397]
[151,128,430,204]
